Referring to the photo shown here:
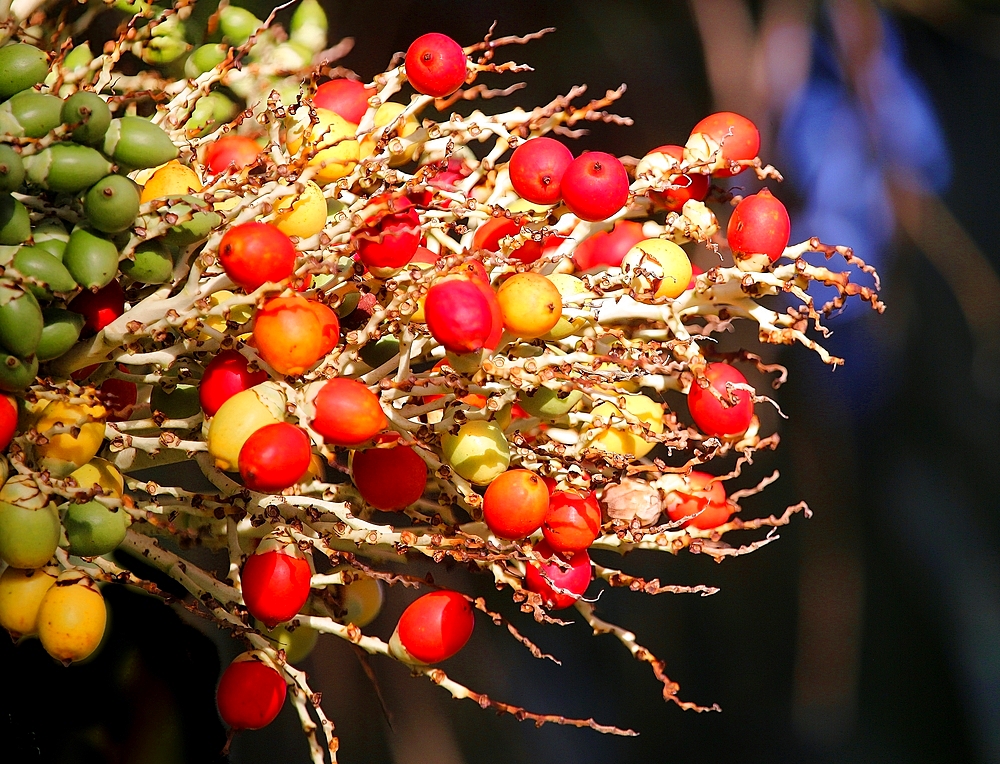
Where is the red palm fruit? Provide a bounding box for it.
[509,137,573,205]
[200,349,269,417]
[203,135,262,175]
[238,422,312,493]
[218,222,297,292]
[687,263,704,290]
[643,144,710,212]
[313,78,374,124]
[572,220,645,272]
[726,188,791,270]
[541,490,602,555]
[663,471,732,530]
[0,395,16,450]
[217,653,287,731]
[411,246,438,265]
[560,152,630,222]
[97,377,137,421]
[424,278,493,354]
[482,469,550,540]
[70,279,125,336]
[524,540,592,610]
[688,112,760,177]
[687,363,754,437]
[404,33,468,98]
[354,208,421,277]
[391,590,474,664]
[473,216,520,252]
[352,444,427,510]
[241,535,312,628]
[310,377,386,446]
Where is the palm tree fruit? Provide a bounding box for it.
[62,43,93,73]
[150,383,199,419]
[155,196,222,247]
[30,218,69,259]
[61,91,112,145]
[0,475,59,568]
[518,386,583,420]
[0,146,24,193]
[0,285,43,358]
[23,144,114,193]
[185,44,228,79]
[83,174,140,233]
[0,92,63,138]
[218,5,263,46]
[63,499,128,557]
[12,246,77,298]
[0,43,48,101]
[0,351,37,391]
[64,227,119,290]
[37,308,85,361]
[0,195,30,245]
[120,239,172,284]
[185,91,238,137]
[102,116,178,170]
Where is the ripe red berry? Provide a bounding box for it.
[572,220,645,272]
[642,144,710,212]
[352,444,428,510]
[203,135,262,175]
[354,208,421,277]
[726,188,791,270]
[241,539,312,628]
[482,468,550,540]
[560,152,630,222]
[663,471,733,530]
[313,78,374,124]
[687,363,754,438]
[688,112,760,177]
[310,378,387,446]
[542,490,602,555]
[98,377,137,421]
[404,33,468,98]
[218,222,297,292]
[199,349,269,418]
[424,278,494,355]
[217,653,287,731]
[69,279,125,336]
[392,589,474,664]
[509,137,574,205]
[239,422,313,493]
[524,540,592,610]
[0,395,16,451]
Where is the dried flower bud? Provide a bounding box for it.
[601,478,661,526]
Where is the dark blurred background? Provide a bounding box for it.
[3,0,1000,762]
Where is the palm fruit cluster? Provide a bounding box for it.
[0,0,883,759]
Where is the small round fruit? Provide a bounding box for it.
[61,91,112,146]
[687,363,754,438]
[219,222,297,292]
[286,108,359,184]
[33,398,107,477]
[0,476,59,568]
[560,152,630,222]
[424,278,494,355]
[64,499,128,557]
[253,296,340,376]
[541,274,589,340]
[217,652,287,730]
[636,144,709,212]
[621,238,693,300]
[310,378,386,447]
[256,620,319,664]
[120,240,174,284]
[200,350,268,418]
[542,490,602,555]
[84,174,141,233]
[482,469,549,540]
[358,102,420,164]
[517,385,583,420]
[338,571,384,628]
[726,188,790,271]
[572,220,646,273]
[496,272,562,339]
[687,112,760,177]
[390,589,474,664]
[68,457,125,499]
[351,444,427,510]
[0,393,17,450]
[69,279,125,336]
[0,43,49,101]
[524,540,592,610]
[139,160,202,203]
[203,134,262,175]
[313,78,374,124]
[238,422,313,493]
[404,33,468,98]
[354,208,420,277]
[588,394,664,459]
[206,384,284,471]
[441,420,510,486]
[241,535,312,628]
[274,181,326,239]
[0,564,58,638]
[37,570,107,663]
[663,471,732,530]
[509,137,573,205]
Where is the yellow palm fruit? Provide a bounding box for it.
[287,108,359,184]
[360,102,419,166]
[206,383,285,471]
[588,393,664,459]
[0,564,58,639]
[274,180,326,238]
[68,457,125,498]
[139,160,203,204]
[34,399,108,477]
[37,570,107,663]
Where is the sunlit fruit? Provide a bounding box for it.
[441,420,510,486]
[241,533,312,628]
[524,540,592,610]
[482,468,549,540]
[217,652,287,730]
[310,378,386,446]
[390,589,474,664]
[496,272,562,339]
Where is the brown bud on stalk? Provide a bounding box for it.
[601,478,662,526]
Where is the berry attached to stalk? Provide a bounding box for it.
[663,471,733,530]
[542,490,602,555]
[351,443,427,510]
[241,532,313,628]
[390,589,475,664]
[239,422,313,493]
[424,278,494,355]
[482,468,550,540]
[309,378,387,447]
[560,152,630,222]
[218,222,297,292]
[524,540,592,610]
[404,33,468,98]
[686,363,754,438]
[217,651,287,731]
[726,188,791,271]
[509,137,573,205]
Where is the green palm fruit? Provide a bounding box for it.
[64,499,128,557]
[62,43,94,72]
[64,227,120,290]
[0,285,43,358]
[12,246,77,298]
[0,146,24,193]
[102,116,178,170]
[0,43,48,101]
[359,336,400,369]
[290,0,328,55]
[37,308,85,361]
[185,44,229,79]
[30,218,69,260]
[219,5,263,46]
[84,174,140,233]
[120,239,172,284]
[144,195,221,247]
[61,91,112,146]
[185,91,238,137]
[0,92,64,138]
[0,351,38,392]
[150,383,199,418]
[517,386,583,420]
[0,195,30,245]
[23,145,114,193]
[143,15,190,65]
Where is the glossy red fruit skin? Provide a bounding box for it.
[726,188,791,264]
[472,217,557,264]
[98,377,137,421]
[200,350,269,417]
[217,658,287,730]
[687,363,754,437]
[524,540,592,610]
[560,152,630,222]
[645,144,710,212]
[70,279,125,336]
[239,422,313,493]
[0,396,16,450]
[313,79,374,124]
[219,222,297,292]
[424,278,493,354]
[404,33,468,98]
[663,471,732,530]
[397,590,474,663]
[509,137,574,205]
[482,469,550,540]
[690,112,760,177]
[541,490,602,555]
[241,549,312,628]
[311,378,387,446]
[204,135,262,175]
[352,444,427,510]
[355,209,421,272]
[572,220,645,272]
